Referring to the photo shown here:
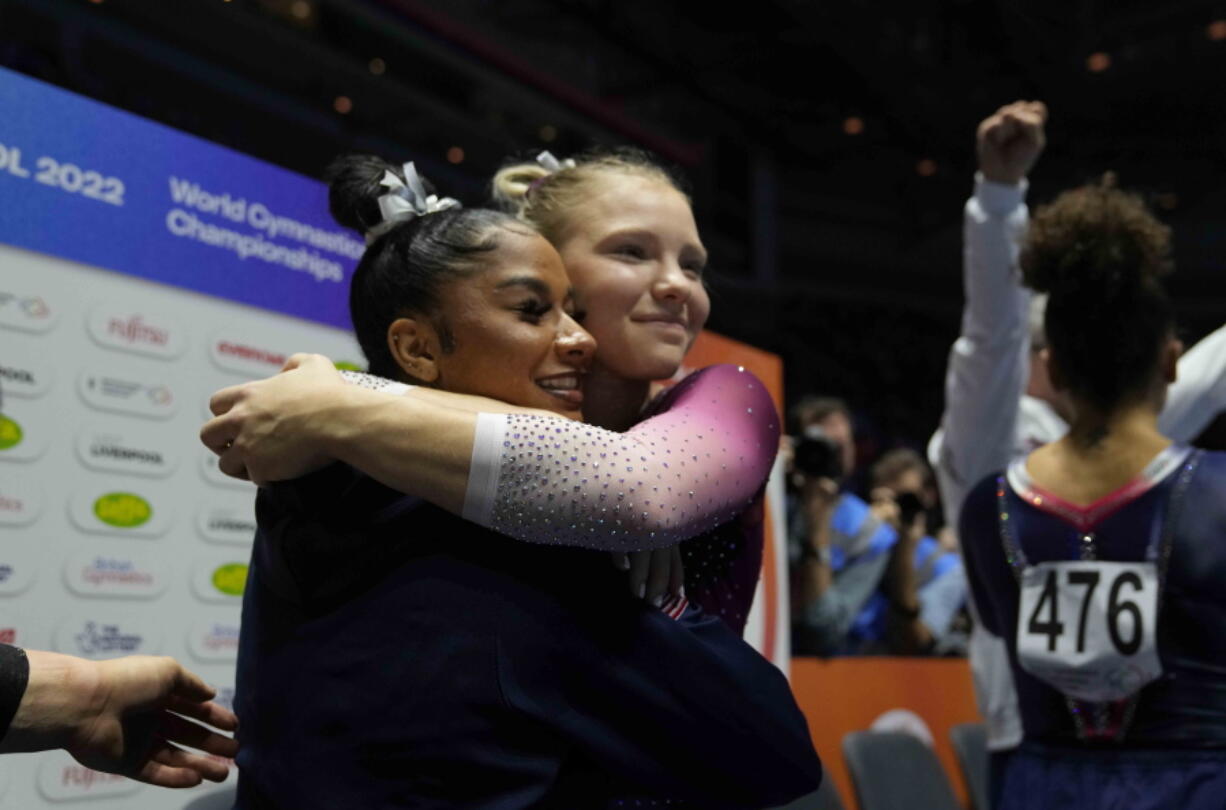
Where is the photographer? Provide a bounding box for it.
[787,397,898,656]
[861,450,967,656]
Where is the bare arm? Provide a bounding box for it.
[203,358,779,553]
[1,649,237,788]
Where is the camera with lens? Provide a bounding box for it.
[792,426,844,481]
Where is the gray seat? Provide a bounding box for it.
[770,774,847,810]
[949,722,989,810]
[842,730,959,810]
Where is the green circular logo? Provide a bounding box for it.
[0,415,22,451]
[333,360,364,372]
[211,563,248,597]
[93,493,152,528]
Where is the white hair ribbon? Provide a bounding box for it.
[535,151,576,173]
[365,161,461,244]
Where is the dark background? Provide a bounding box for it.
[5,0,1225,454]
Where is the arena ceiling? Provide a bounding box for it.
[4,0,1225,438]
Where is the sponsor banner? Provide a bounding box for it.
[200,451,256,491]
[188,620,242,663]
[55,614,162,660]
[69,488,173,538]
[0,407,49,462]
[75,425,179,478]
[192,559,249,604]
[197,501,257,546]
[77,368,178,420]
[208,334,295,378]
[63,551,169,599]
[38,754,140,802]
[0,551,39,597]
[0,471,42,526]
[0,286,58,334]
[0,67,356,329]
[86,305,187,360]
[0,356,54,399]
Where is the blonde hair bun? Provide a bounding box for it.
[491,163,550,211]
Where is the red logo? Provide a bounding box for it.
[0,628,15,644]
[107,316,169,346]
[216,340,286,367]
[59,766,127,789]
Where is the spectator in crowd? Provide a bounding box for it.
[788,396,898,656]
[856,449,968,655]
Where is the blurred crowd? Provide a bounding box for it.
[785,396,968,657]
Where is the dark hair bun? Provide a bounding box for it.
[1021,177,1172,300]
[324,155,438,235]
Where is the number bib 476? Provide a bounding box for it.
[1016,560,1161,703]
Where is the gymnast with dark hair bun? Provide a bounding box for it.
[218,154,821,809]
[959,178,1226,809]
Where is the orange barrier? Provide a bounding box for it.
[791,657,982,809]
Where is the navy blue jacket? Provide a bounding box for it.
[234,462,821,809]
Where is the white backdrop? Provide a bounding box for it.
[0,243,361,807]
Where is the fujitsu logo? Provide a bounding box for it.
[0,495,24,513]
[0,628,14,644]
[107,315,169,346]
[59,766,127,789]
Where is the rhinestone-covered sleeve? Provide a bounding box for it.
[339,370,414,396]
[471,365,780,551]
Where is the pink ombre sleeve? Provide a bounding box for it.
[463,364,780,551]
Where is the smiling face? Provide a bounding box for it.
[551,173,710,381]
[391,228,595,418]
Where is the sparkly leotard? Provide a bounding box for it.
[342,364,780,634]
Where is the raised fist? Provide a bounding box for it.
[977,101,1048,185]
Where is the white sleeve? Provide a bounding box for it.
[1159,324,1226,442]
[931,174,1032,524]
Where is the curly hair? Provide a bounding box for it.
[1020,176,1175,412]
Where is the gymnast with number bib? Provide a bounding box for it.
[959,178,1226,809]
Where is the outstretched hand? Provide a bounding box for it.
[10,652,238,789]
[977,100,1048,185]
[67,655,238,788]
[201,353,348,485]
